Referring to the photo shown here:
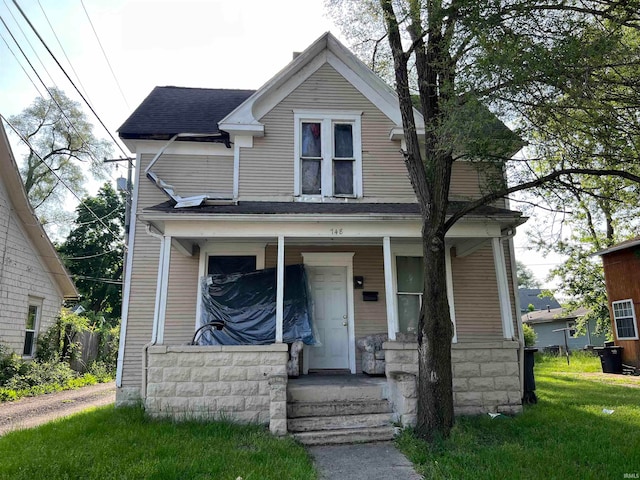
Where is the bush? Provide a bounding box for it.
[0,344,27,386]
[523,323,538,347]
[4,360,75,390]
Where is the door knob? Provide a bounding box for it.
[343,322,347,326]
[343,315,347,319]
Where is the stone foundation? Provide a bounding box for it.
[144,344,289,434]
[384,340,522,425]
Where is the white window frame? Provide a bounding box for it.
[390,243,457,342]
[23,298,42,358]
[612,299,638,340]
[566,320,577,338]
[293,110,362,199]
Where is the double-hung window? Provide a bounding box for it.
[396,256,423,334]
[295,112,362,198]
[23,301,41,357]
[612,299,638,340]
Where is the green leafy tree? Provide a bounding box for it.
[326,0,640,440]
[8,88,111,231]
[516,261,540,288]
[58,183,125,320]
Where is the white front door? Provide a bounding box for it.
[306,266,350,370]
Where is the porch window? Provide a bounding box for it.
[23,302,40,357]
[396,256,423,334]
[208,255,257,275]
[295,112,362,198]
[612,299,638,340]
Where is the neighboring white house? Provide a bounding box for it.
[0,124,77,358]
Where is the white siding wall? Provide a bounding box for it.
[0,179,64,355]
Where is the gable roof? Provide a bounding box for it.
[0,124,77,299]
[518,288,561,312]
[218,32,424,138]
[118,87,255,141]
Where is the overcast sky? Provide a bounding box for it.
[0,0,563,288]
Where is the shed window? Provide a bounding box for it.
[612,299,638,340]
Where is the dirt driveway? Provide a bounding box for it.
[0,381,115,436]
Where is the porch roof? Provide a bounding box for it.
[145,200,523,220]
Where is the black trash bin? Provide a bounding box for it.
[594,345,624,374]
[523,347,538,404]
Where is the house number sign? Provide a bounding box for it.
[330,228,344,236]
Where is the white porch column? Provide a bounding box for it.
[275,235,285,343]
[492,237,515,339]
[152,235,172,344]
[383,236,397,340]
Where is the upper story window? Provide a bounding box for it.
[295,111,362,198]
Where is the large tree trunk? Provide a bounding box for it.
[417,222,454,439]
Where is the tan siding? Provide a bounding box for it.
[138,153,234,210]
[451,244,503,338]
[265,244,387,372]
[163,251,199,344]
[450,161,506,207]
[120,225,159,387]
[241,64,414,199]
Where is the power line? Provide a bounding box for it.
[0,10,130,194]
[64,247,123,260]
[37,0,93,105]
[0,31,44,98]
[1,114,128,251]
[12,0,132,163]
[80,0,129,109]
[1,0,55,86]
[72,274,122,285]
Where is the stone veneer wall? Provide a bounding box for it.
[384,340,522,426]
[144,344,289,435]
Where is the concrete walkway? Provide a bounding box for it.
[309,441,423,480]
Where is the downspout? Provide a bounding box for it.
[505,231,526,399]
[141,224,165,400]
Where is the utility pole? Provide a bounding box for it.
[104,156,135,286]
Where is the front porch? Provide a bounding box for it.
[142,339,522,442]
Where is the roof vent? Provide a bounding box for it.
[547,305,550,312]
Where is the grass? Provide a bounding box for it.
[397,352,640,479]
[0,406,316,480]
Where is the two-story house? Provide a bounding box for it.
[117,33,526,443]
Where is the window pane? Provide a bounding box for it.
[397,256,423,293]
[23,331,34,356]
[617,317,635,338]
[208,256,256,276]
[301,122,321,158]
[26,305,37,330]
[398,294,420,334]
[302,159,321,194]
[333,160,353,195]
[334,124,353,158]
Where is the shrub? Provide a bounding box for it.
[523,323,538,347]
[36,310,89,364]
[0,344,27,386]
[4,360,75,390]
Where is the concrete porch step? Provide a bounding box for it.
[289,412,393,432]
[292,425,397,445]
[288,399,392,418]
[287,383,387,403]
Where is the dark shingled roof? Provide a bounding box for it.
[144,200,522,218]
[518,288,561,312]
[118,87,255,140]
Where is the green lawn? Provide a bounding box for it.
[397,353,640,479]
[0,406,316,480]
